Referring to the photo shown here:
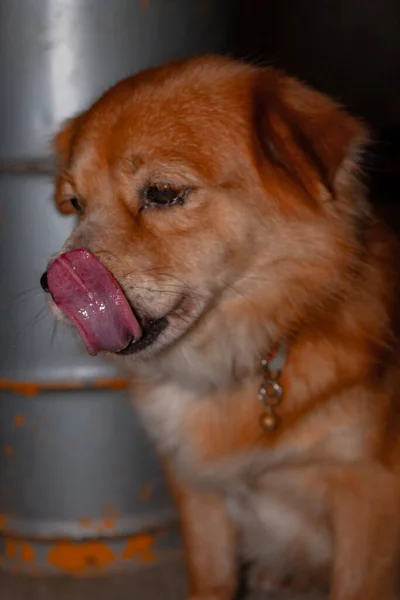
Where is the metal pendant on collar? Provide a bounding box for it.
[258,343,286,434]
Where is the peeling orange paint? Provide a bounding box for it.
[122,534,156,564]
[0,381,39,397]
[99,504,119,532]
[0,378,128,397]
[139,483,155,503]
[0,527,176,575]
[4,539,35,563]
[4,445,14,457]
[79,518,91,527]
[102,517,116,530]
[48,541,115,575]
[20,543,35,563]
[5,539,17,558]
[93,378,128,390]
[14,414,26,426]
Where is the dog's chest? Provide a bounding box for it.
[133,376,355,486]
[136,382,330,565]
[133,378,265,470]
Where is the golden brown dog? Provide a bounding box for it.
[42,56,400,600]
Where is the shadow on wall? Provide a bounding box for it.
[232,0,400,222]
[233,0,400,132]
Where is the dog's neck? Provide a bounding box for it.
[131,295,287,395]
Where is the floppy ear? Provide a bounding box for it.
[252,69,370,203]
[53,114,83,214]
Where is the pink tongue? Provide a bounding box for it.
[47,249,142,355]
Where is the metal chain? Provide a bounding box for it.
[258,358,283,433]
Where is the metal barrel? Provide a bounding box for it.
[0,0,232,575]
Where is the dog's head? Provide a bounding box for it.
[43,56,369,375]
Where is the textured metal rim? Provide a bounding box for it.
[0,527,181,576]
[0,509,178,540]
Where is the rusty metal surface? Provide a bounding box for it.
[0,378,129,396]
[0,161,55,174]
[0,527,181,576]
[0,386,177,540]
[0,556,189,598]
[0,172,180,570]
[0,0,233,161]
[0,0,231,574]
[0,172,118,384]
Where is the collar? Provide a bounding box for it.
[264,342,287,374]
[259,342,287,434]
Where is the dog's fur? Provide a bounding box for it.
[50,56,400,599]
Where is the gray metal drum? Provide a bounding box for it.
[0,0,232,575]
[0,0,232,161]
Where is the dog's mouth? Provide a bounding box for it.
[117,316,168,355]
[45,248,170,356]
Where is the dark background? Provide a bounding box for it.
[232,0,400,216]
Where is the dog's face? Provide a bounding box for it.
[45,56,367,368]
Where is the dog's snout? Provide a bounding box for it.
[40,271,49,293]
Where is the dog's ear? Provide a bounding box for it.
[53,114,83,214]
[53,114,83,170]
[252,70,369,203]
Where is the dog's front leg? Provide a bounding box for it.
[328,466,400,600]
[167,470,238,600]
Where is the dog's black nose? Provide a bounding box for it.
[40,271,49,292]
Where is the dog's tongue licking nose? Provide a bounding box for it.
[47,249,142,355]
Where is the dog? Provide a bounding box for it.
[41,56,400,599]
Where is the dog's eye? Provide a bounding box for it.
[141,184,190,210]
[70,197,83,213]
